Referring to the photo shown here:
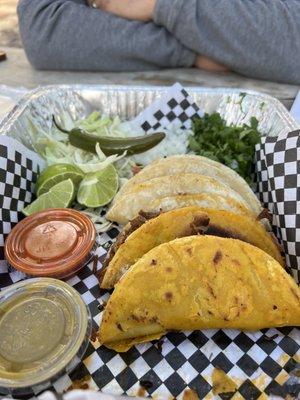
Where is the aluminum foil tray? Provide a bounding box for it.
[0,85,299,400]
[0,85,298,147]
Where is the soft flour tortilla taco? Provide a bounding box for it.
[101,207,283,289]
[106,173,255,225]
[99,236,300,352]
[114,155,261,215]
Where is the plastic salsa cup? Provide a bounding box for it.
[4,208,97,279]
[0,278,92,397]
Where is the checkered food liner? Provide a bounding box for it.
[0,86,299,399]
[132,83,204,131]
[2,240,300,399]
[0,135,45,282]
[255,130,300,284]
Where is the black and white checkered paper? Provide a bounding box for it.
[0,87,299,400]
[133,83,203,131]
[0,136,45,285]
[255,130,300,284]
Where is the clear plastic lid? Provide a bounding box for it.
[0,278,91,396]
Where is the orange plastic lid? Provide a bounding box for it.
[5,208,96,279]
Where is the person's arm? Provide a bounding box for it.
[17,0,195,71]
[96,0,300,84]
[154,0,300,84]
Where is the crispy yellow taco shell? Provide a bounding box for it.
[115,155,261,215]
[99,236,300,352]
[107,173,255,225]
[101,207,283,289]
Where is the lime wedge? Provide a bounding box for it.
[36,164,84,196]
[77,165,118,208]
[23,179,75,216]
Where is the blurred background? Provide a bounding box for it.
[0,0,21,48]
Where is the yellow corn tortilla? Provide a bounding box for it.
[101,207,283,289]
[107,173,255,225]
[115,155,261,214]
[99,236,300,352]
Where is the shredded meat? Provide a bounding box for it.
[103,210,161,268]
[179,215,210,237]
[256,208,272,222]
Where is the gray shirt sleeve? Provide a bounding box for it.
[154,0,300,84]
[17,0,195,71]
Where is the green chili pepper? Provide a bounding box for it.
[53,116,165,156]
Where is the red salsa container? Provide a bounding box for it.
[5,208,96,278]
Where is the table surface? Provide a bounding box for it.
[0,46,299,110]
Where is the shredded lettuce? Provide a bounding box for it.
[73,204,116,233]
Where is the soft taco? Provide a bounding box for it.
[107,173,256,225]
[101,207,283,289]
[114,155,261,215]
[99,236,300,352]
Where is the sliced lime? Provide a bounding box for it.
[77,165,118,208]
[23,179,75,216]
[36,164,84,196]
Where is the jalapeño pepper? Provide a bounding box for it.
[53,116,165,156]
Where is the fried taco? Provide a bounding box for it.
[107,173,255,225]
[115,155,261,214]
[99,236,300,352]
[149,193,255,218]
[101,207,283,289]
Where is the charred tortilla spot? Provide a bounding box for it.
[273,305,278,310]
[165,292,173,301]
[131,314,144,322]
[132,312,157,324]
[207,285,217,299]
[232,259,241,267]
[213,250,223,265]
[151,259,157,266]
[186,247,192,256]
[117,323,124,331]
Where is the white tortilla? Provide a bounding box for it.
[150,194,254,218]
[107,173,255,225]
[115,155,261,215]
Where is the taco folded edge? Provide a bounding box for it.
[99,236,300,352]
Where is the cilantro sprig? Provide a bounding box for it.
[189,113,261,184]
